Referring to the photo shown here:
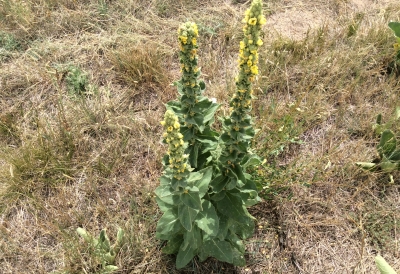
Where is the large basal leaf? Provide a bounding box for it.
[229,214,255,239]
[202,239,233,264]
[178,204,199,232]
[216,214,230,240]
[180,187,202,210]
[182,225,202,251]
[215,192,248,223]
[194,200,219,239]
[156,209,181,238]
[176,243,196,269]
[162,234,183,255]
[378,130,396,158]
[389,22,400,38]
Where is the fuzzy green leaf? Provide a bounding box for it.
[215,192,248,223]
[180,187,202,210]
[196,167,213,197]
[156,197,174,212]
[194,200,219,238]
[176,243,196,269]
[178,204,199,231]
[210,175,228,193]
[389,22,400,38]
[182,225,202,251]
[203,103,220,124]
[202,239,233,264]
[156,209,182,239]
[378,130,396,158]
[187,170,203,183]
[155,185,179,205]
[162,234,183,254]
[375,255,397,274]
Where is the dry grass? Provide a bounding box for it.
[1,0,400,273]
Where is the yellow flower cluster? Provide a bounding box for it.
[232,0,265,117]
[177,22,201,94]
[160,110,189,179]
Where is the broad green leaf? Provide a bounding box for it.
[389,149,400,161]
[156,197,173,212]
[210,191,225,201]
[159,175,170,186]
[215,192,248,223]
[178,204,199,231]
[188,143,200,168]
[156,209,181,237]
[210,175,228,193]
[229,214,255,239]
[202,239,233,264]
[203,103,220,124]
[194,200,219,238]
[241,154,263,168]
[182,225,202,251]
[216,214,230,240]
[239,189,260,207]
[180,187,202,210]
[154,185,179,205]
[187,171,203,183]
[227,231,245,253]
[99,230,111,252]
[375,255,397,274]
[378,130,396,158]
[162,234,183,255]
[176,243,196,269]
[389,22,400,38]
[232,247,246,266]
[196,167,213,197]
[380,159,398,172]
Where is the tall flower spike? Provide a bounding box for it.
[219,0,266,166]
[161,110,189,179]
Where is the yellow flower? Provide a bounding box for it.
[240,41,245,49]
[259,17,267,25]
[167,126,173,132]
[160,121,166,126]
[247,60,252,67]
[248,18,257,25]
[256,39,263,46]
[192,38,197,46]
[248,40,253,44]
[173,121,180,129]
[192,24,198,36]
[250,65,258,75]
[179,36,188,44]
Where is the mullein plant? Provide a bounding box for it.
[166,21,220,170]
[155,0,266,269]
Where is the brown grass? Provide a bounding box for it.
[1,0,400,273]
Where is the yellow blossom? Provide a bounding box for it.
[179,36,188,44]
[192,38,197,45]
[173,121,180,129]
[256,39,263,46]
[248,18,257,25]
[250,65,258,75]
